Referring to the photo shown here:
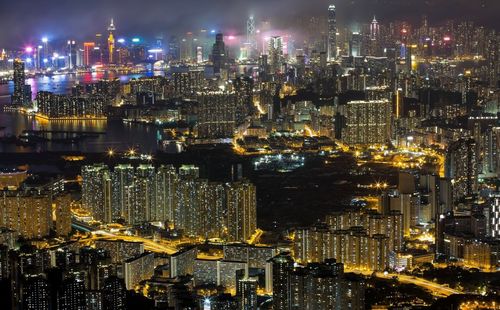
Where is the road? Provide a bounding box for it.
[351,270,462,297]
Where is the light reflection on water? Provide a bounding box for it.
[0,72,161,153]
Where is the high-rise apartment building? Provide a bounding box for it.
[196,91,236,140]
[343,100,392,145]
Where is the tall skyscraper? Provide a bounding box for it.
[107,19,116,64]
[12,59,31,107]
[446,138,478,202]
[370,16,380,41]
[226,180,257,242]
[268,36,283,73]
[81,164,112,223]
[83,42,96,67]
[211,33,227,74]
[327,4,337,60]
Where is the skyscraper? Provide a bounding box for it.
[107,19,116,64]
[327,5,337,61]
[83,42,96,67]
[268,36,283,73]
[211,33,227,74]
[446,138,478,202]
[196,91,236,140]
[81,164,112,223]
[12,59,31,107]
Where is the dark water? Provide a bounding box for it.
[0,72,161,153]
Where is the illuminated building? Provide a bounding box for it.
[107,19,116,64]
[171,70,204,97]
[170,246,197,278]
[111,164,134,222]
[0,168,27,189]
[343,100,392,145]
[445,138,478,203]
[196,91,236,140]
[123,252,155,290]
[269,252,294,310]
[463,239,500,270]
[130,164,156,224]
[180,32,195,62]
[83,42,96,67]
[327,4,337,60]
[481,127,500,178]
[489,193,500,238]
[349,32,362,57]
[22,275,51,310]
[223,244,277,269]
[94,240,144,264]
[370,16,380,41]
[268,36,283,73]
[211,33,227,74]
[226,180,257,242]
[156,165,178,224]
[12,59,31,107]
[58,277,86,309]
[35,91,109,119]
[102,276,126,310]
[239,278,258,310]
[0,188,71,239]
[269,255,365,310]
[81,164,112,223]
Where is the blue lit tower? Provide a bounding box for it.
[327,4,337,61]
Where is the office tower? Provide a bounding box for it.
[349,32,362,57]
[445,138,478,203]
[239,278,258,310]
[22,275,51,310]
[270,253,294,310]
[246,16,256,58]
[102,276,126,310]
[111,164,134,222]
[226,180,257,242]
[211,33,227,74]
[343,100,392,145]
[370,16,380,41]
[81,164,112,223]
[268,36,283,73]
[12,59,31,106]
[83,42,96,67]
[327,5,337,60]
[196,91,236,140]
[107,19,116,64]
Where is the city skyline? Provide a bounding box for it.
[1,0,500,48]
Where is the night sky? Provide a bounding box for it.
[1,0,499,48]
